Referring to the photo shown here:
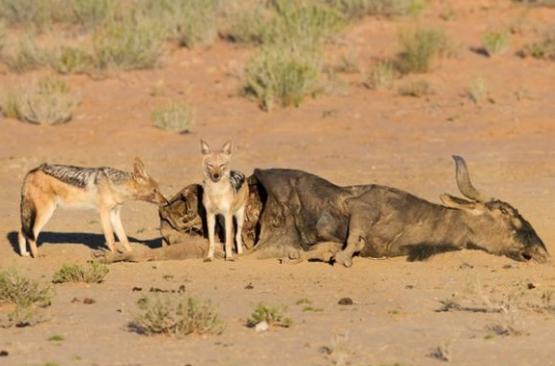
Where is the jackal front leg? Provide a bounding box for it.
[224,213,234,260]
[99,208,116,252]
[234,206,245,255]
[205,212,216,261]
[110,206,132,252]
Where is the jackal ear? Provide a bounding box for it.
[200,139,210,155]
[440,194,484,214]
[133,158,148,180]
[222,140,232,155]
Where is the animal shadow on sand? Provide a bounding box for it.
[6,231,162,254]
[404,243,462,261]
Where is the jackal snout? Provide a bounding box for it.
[131,158,167,205]
[200,140,232,183]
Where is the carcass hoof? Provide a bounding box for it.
[334,251,353,268]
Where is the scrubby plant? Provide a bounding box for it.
[365,60,395,89]
[49,46,94,74]
[70,0,118,30]
[398,79,432,97]
[2,34,47,73]
[396,28,448,73]
[0,269,53,328]
[221,3,271,44]
[3,76,80,125]
[0,21,5,51]
[323,0,424,20]
[467,77,487,103]
[52,262,109,284]
[247,303,292,328]
[519,32,555,61]
[92,16,165,70]
[0,0,70,29]
[152,103,194,133]
[130,295,224,337]
[244,44,322,111]
[481,31,509,56]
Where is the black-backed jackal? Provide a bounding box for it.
[18,158,166,257]
[200,140,249,261]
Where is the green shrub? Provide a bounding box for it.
[266,0,345,46]
[244,44,322,111]
[50,46,94,74]
[152,103,194,133]
[0,270,53,328]
[92,16,165,70]
[519,32,555,61]
[396,28,448,73]
[323,0,424,20]
[481,31,509,56]
[4,76,80,125]
[52,262,109,284]
[130,295,224,337]
[247,303,292,328]
[365,60,395,89]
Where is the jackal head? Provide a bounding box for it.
[130,158,167,205]
[200,140,232,183]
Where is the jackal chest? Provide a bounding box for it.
[202,182,237,214]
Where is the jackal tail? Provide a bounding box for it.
[20,193,36,242]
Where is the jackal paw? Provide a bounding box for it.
[203,256,214,263]
[225,255,235,262]
[20,251,30,257]
[334,251,353,268]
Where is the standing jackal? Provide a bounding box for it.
[200,140,249,261]
[18,158,166,258]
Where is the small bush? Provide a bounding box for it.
[481,31,509,56]
[512,0,555,7]
[519,32,555,61]
[247,303,292,328]
[0,21,5,51]
[266,0,345,46]
[365,60,395,89]
[221,3,271,44]
[70,0,118,30]
[2,34,46,73]
[130,295,224,337]
[0,270,52,328]
[396,28,448,74]
[467,77,487,103]
[0,0,70,29]
[174,0,218,48]
[49,46,94,74]
[152,103,194,133]
[52,262,109,284]
[3,76,80,125]
[398,79,432,97]
[324,0,424,20]
[92,16,165,70]
[48,334,64,342]
[244,44,322,111]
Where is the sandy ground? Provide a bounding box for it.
[1,1,555,365]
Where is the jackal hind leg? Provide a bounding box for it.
[234,206,245,255]
[99,208,116,252]
[28,201,56,258]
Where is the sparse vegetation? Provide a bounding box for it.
[467,77,487,103]
[52,262,109,284]
[221,2,270,44]
[244,44,322,111]
[481,31,509,56]
[130,295,224,337]
[519,32,555,61]
[1,76,80,125]
[92,16,165,71]
[429,342,451,362]
[70,0,118,30]
[49,46,94,74]
[48,334,64,342]
[324,0,424,20]
[152,103,194,133]
[2,34,46,73]
[247,303,292,328]
[398,79,432,97]
[396,28,448,74]
[321,334,352,366]
[365,60,396,89]
[0,270,53,328]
